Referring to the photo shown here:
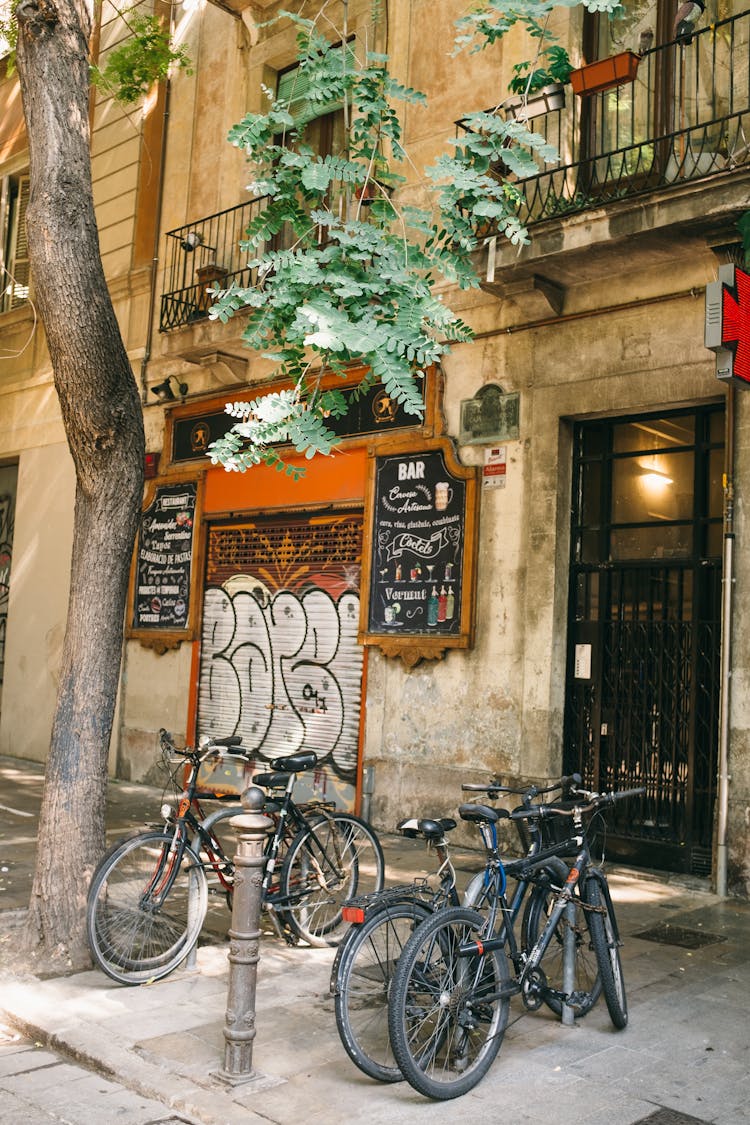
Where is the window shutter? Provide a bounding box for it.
[276,44,355,127]
[8,176,30,309]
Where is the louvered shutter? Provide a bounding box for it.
[197,512,364,809]
[276,44,356,127]
[8,176,30,309]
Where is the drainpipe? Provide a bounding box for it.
[139,5,175,404]
[717,383,735,898]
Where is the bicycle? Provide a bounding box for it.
[387,784,645,1099]
[331,813,462,1083]
[86,729,384,985]
[331,774,593,1084]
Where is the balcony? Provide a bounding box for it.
[463,9,750,240]
[159,198,268,332]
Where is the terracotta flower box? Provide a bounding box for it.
[570,50,640,96]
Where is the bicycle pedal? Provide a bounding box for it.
[565,991,590,1012]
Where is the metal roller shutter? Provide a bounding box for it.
[197,511,364,810]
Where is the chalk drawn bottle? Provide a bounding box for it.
[427,587,439,626]
[446,586,455,620]
[437,586,447,623]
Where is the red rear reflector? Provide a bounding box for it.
[343,906,365,924]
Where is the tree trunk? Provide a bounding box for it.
[15,0,145,966]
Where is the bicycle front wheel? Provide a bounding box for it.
[86,831,207,985]
[388,906,510,1100]
[281,813,384,947]
[522,882,602,1018]
[583,874,628,1029]
[333,898,433,1082]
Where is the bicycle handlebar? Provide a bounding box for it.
[509,786,646,822]
[461,773,582,802]
[158,728,248,763]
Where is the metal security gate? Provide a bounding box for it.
[196,511,364,810]
[563,407,724,874]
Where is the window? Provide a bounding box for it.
[0,172,30,313]
[273,47,353,248]
[275,44,354,159]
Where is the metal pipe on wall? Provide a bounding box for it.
[717,383,735,898]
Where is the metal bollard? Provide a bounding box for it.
[216,785,273,1086]
[561,897,577,1027]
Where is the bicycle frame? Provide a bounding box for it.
[458,823,599,1013]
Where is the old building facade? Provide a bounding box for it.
[1,0,750,893]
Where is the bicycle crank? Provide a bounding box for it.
[521,967,548,1011]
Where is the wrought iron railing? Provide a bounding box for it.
[467,8,750,230]
[159,198,269,331]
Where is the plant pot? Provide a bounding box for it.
[570,51,640,96]
[195,263,228,311]
[503,83,566,121]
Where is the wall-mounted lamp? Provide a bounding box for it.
[151,375,188,402]
[180,231,216,254]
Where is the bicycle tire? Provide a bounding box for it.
[583,873,628,1029]
[388,906,510,1100]
[522,881,602,1017]
[86,831,207,985]
[281,813,384,947]
[333,898,433,1082]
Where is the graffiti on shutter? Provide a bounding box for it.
[197,513,364,809]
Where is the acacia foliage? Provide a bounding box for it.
[208,2,619,473]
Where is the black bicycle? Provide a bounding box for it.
[86,730,384,984]
[331,774,595,1084]
[387,784,644,1099]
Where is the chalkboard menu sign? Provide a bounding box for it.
[128,475,204,648]
[360,438,479,663]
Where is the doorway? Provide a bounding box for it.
[563,406,724,874]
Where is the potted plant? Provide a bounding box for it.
[502,45,572,121]
[569,50,641,96]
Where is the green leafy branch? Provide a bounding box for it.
[91,8,192,105]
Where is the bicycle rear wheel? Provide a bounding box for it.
[86,831,207,985]
[388,906,510,1100]
[583,874,628,1028]
[333,898,432,1082]
[281,813,384,947]
[522,881,602,1017]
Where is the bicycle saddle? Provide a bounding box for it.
[459,803,510,824]
[398,816,457,841]
[269,751,319,773]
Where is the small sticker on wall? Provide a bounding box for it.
[483,446,507,490]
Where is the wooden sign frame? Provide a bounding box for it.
[358,435,480,667]
[126,470,206,653]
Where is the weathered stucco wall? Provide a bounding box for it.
[365,272,727,839]
[0,443,75,762]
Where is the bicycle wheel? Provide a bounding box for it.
[522,881,602,1017]
[333,898,432,1082]
[388,906,510,1100]
[281,813,384,947]
[583,874,628,1029]
[86,831,207,985]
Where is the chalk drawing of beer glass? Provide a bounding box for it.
[434,482,453,511]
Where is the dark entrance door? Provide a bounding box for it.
[563,406,724,875]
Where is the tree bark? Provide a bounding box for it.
[15,0,145,965]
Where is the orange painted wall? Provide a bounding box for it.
[204,446,368,515]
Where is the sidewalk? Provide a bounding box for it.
[1,760,749,1124]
